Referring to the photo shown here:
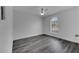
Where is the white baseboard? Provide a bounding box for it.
[14,33,43,41]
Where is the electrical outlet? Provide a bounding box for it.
[75,34,79,37]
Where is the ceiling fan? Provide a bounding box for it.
[40,8,48,16]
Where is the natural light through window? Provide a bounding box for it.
[50,16,59,33]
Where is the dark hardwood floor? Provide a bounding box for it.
[13,35,79,53]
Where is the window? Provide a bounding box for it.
[50,16,59,33]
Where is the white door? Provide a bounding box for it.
[0,6,13,53]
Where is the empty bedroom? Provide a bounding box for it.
[12,6,79,53]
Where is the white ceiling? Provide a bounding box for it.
[13,6,74,16]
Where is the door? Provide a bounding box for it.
[0,6,13,53]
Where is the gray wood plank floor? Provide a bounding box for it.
[13,35,79,53]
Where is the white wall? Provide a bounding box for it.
[0,7,13,52]
[43,7,79,43]
[13,10,43,40]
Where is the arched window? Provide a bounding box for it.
[50,16,59,33]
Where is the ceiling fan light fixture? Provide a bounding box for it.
[40,8,48,16]
[40,12,44,15]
